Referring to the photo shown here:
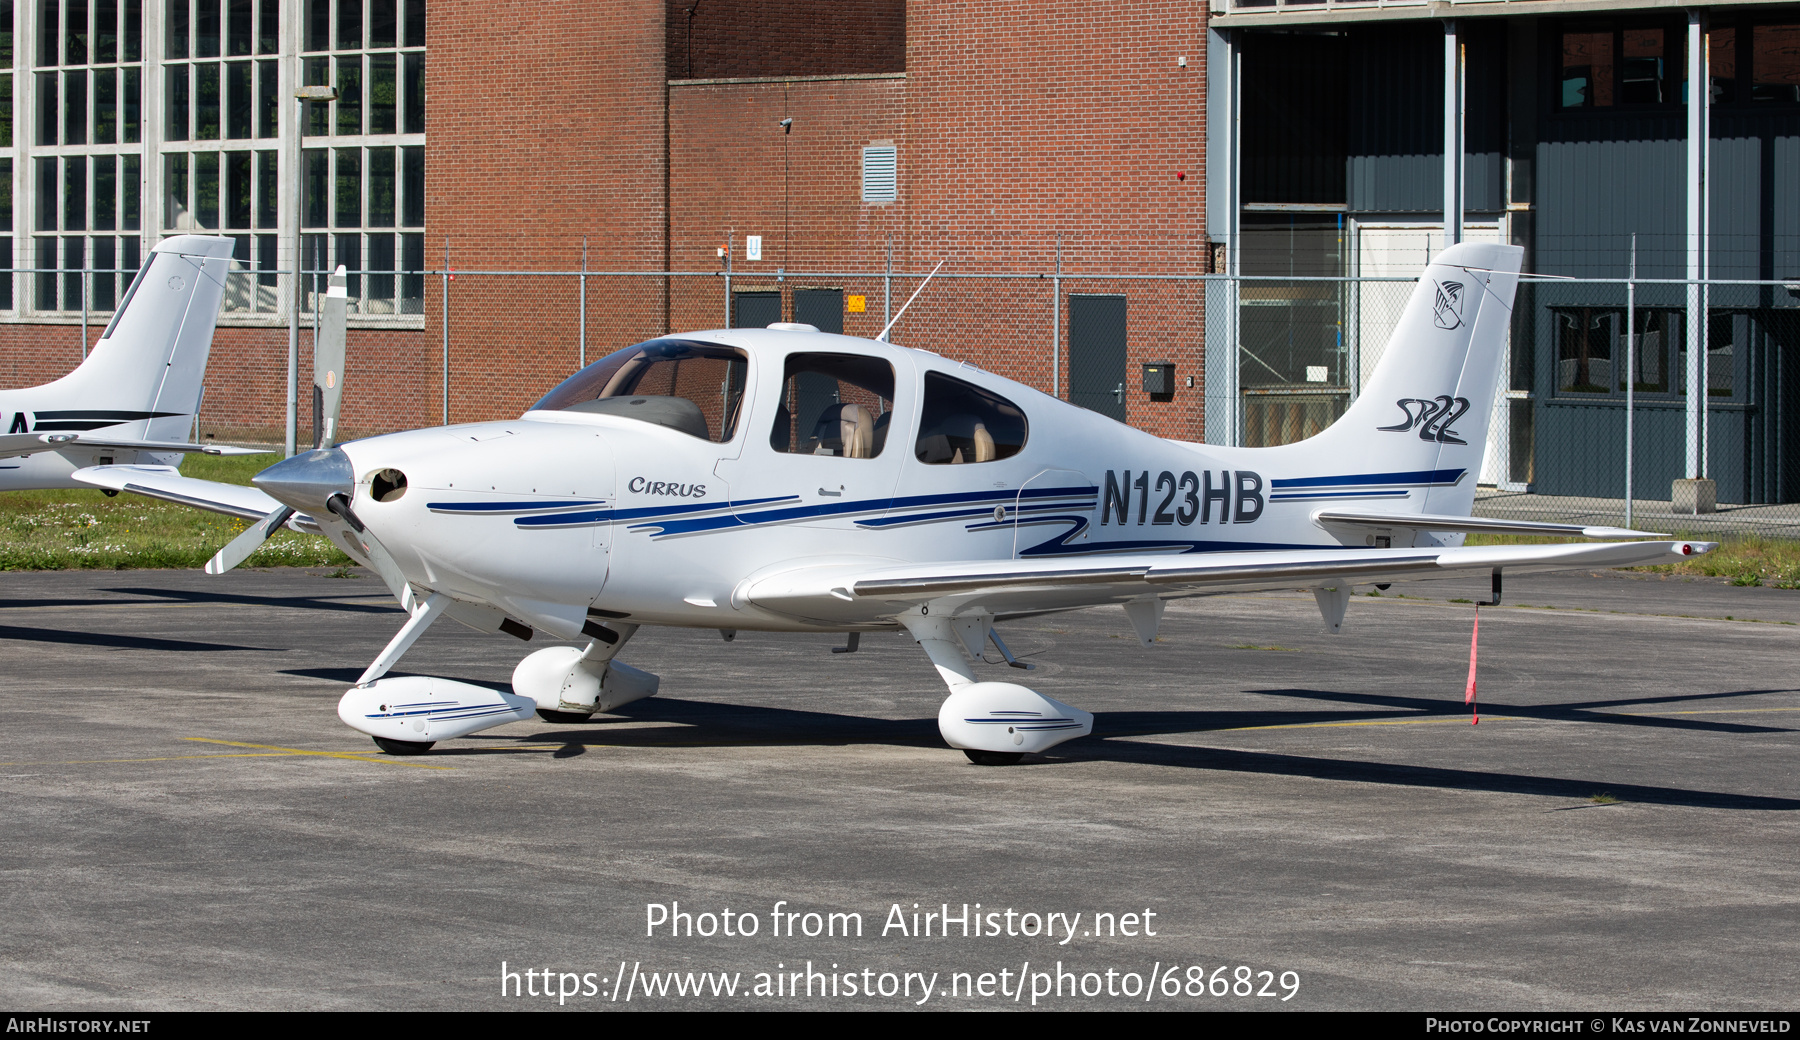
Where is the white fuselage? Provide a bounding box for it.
[334,331,1479,640]
[0,385,187,490]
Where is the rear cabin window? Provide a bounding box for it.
[914,371,1028,465]
[769,352,897,459]
[530,339,748,443]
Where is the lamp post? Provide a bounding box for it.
[287,84,338,457]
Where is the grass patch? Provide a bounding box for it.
[1464,532,1800,588]
[1589,792,1621,805]
[0,452,353,571]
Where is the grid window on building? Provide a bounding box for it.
[55,0,434,322]
[29,0,143,314]
[161,0,281,314]
[296,0,426,315]
[0,1,15,310]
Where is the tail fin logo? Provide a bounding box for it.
[1377,396,1471,444]
[1433,280,1465,330]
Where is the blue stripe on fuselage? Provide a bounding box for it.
[1270,468,1463,490]
[626,485,1098,537]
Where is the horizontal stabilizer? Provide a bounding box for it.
[0,432,265,459]
[1313,508,1668,540]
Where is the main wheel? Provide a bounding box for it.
[536,708,595,724]
[964,749,1024,766]
[373,736,435,755]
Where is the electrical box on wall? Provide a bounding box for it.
[1142,362,1175,398]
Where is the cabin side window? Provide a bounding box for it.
[914,371,1028,465]
[768,352,897,459]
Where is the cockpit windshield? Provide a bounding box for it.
[530,338,749,442]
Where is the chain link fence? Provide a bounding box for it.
[13,259,1800,537]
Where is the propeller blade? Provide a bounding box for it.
[205,504,295,575]
[324,493,415,611]
[313,265,348,450]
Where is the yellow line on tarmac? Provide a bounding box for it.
[0,751,322,766]
[1612,706,1800,718]
[182,737,453,769]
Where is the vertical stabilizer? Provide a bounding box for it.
[1298,241,1522,518]
[43,235,236,442]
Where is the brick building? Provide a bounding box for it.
[0,0,1212,447]
[5,0,1799,509]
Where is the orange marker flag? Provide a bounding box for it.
[1465,605,1480,725]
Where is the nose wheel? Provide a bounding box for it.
[964,749,1024,766]
[372,737,436,755]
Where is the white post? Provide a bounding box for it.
[1700,28,1712,481]
[1052,231,1061,398]
[1443,20,1464,246]
[884,231,892,331]
[1685,12,1706,480]
[1216,31,1245,446]
[441,239,449,426]
[578,237,587,369]
[1204,24,1242,446]
[286,89,303,459]
[1228,39,1243,446]
[1625,234,1636,529]
[313,239,322,410]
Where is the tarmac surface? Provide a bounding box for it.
[1,565,1796,1011]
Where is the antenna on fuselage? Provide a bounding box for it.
[875,259,947,343]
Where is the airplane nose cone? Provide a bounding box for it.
[253,447,354,514]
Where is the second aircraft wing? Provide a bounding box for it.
[71,464,318,529]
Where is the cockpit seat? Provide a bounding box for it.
[810,402,875,459]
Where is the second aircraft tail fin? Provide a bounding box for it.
[41,235,236,442]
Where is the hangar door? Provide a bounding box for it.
[1069,294,1127,423]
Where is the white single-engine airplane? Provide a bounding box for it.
[76,242,1713,763]
[0,235,261,487]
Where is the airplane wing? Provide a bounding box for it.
[0,432,266,459]
[70,464,320,530]
[738,540,1714,625]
